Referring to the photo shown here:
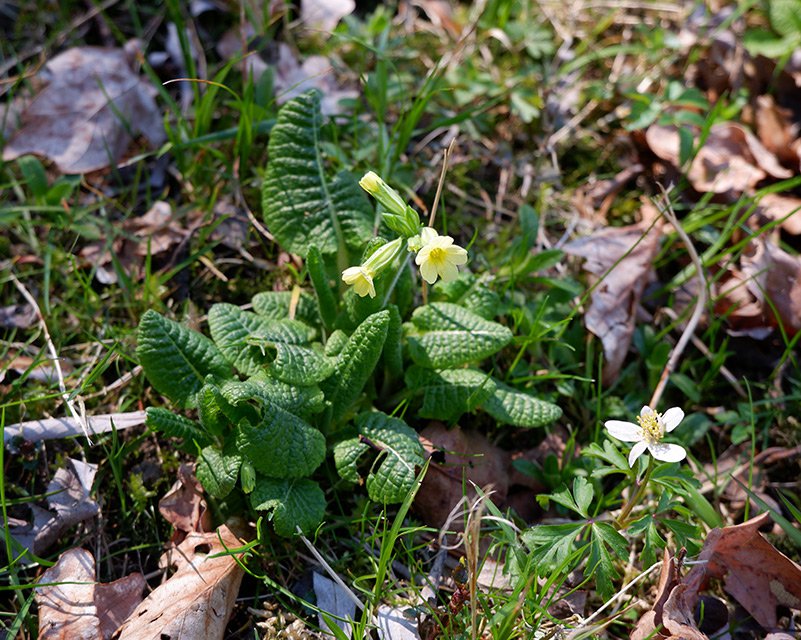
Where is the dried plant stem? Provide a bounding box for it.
[10,273,91,441]
[648,188,708,410]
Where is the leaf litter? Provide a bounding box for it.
[2,45,165,174]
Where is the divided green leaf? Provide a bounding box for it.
[251,476,326,537]
[405,302,512,368]
[261,90,373,257]
[137,310,231,408]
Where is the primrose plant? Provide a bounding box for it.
[136,89,562,538]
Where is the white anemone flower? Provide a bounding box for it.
[604,406,686,467]
[414,227,468,284]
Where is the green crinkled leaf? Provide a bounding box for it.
[405,302,512,368]
[381,304,403,378]
[434,272,501,320]
[137,310,231,408]
[322,310,390,423]
[324,329,349,357]
[220,374,325,419]
[406,367,495,423]
[252,290,320,327]
[245,336,333,385]
[483,379,562,427]
[261,90,373,257]
[145,407,211,448]
[236,402,325,478]
[208,303,314,378]
[251,476,326,537]
[197,382,248,438]
[197,442,241,499]
[306,245,337,330]
[333,411,424,503]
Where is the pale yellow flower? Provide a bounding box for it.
[341,265,376,298]
[414,227,468,284]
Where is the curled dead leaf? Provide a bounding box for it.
[562,206,662,383]
[158,464,211,542]
[684,512,801,629]
[36,547,145,640]
[645,123,791,195]
[111,525,245,640]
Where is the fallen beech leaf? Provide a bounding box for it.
[684,512,801,629]
[562,208,662,383]
[0,303,36,329]
[158,464,210,540]
[712,267,773,338]
[755,95,797,165]
[632,550,709,640]
[2,46,164,174]
[415,424,508,528]
[10,459,98,555]
[741,238,801,336]
[3,411,146,447]
[112,525,245,640]
[36,547,145,639]
[755,193,801,235]
[645,123,791,195]
[300,0,355,34]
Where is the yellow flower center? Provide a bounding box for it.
[428,247,445,264]
[637,411,663,445]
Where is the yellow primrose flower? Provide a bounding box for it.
[414,227,468,284]
[605,406,686,467]
[341,265,376,298]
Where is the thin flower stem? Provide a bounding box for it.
[616,460,655,529]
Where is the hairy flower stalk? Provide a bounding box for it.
[341,237,405,298]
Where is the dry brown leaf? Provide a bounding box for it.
[712,266,773,338]
[684,512,801,629]
[632,550,709,640]
[645,123,791,195]
[36,547,145,639]
[754,95,798,166]
[415,424,509,528]
[0,303,36,329]
[2,46,164,174]
[300,0,355,34]
[10,459,98,555]
[741,237,801,336]
[112,525,245,640]
[158,464,210,541]
[755,193,801,235]
[562,208,662,383]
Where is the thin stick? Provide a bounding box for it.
[428,138,456,231]
[649,187,708,410]
[298,531,365,613]
[10,273,91,441]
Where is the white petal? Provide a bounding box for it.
[628,440,648,467]
[438,261,459,282]
[640,406,654,417]
[648,443,687,463]
[663,407,684,432]
[604,421,643,442]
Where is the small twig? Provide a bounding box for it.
[297,531,365,613]
[428,138,456,231]
[649,187,708,410]
[10,273,91,441]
